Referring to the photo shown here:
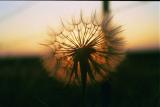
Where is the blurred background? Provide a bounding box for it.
[0,1,159,107]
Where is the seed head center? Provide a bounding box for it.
[74,47,96,60]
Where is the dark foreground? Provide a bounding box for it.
[0,51,159,107]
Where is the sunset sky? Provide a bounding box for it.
[0,1,159,56]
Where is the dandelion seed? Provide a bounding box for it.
[42,12,125,96]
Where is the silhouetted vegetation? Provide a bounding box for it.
[42,13,125,104]
[0,51,159,107]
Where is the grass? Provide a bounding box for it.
[0,51,159,107]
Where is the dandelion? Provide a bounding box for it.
[42,12,125,97]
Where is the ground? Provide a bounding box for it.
[0,51,159,107]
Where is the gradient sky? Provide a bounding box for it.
[0,1,159,56]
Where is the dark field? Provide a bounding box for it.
[0,51,159,107]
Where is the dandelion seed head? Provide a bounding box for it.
[43,12,125,85]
